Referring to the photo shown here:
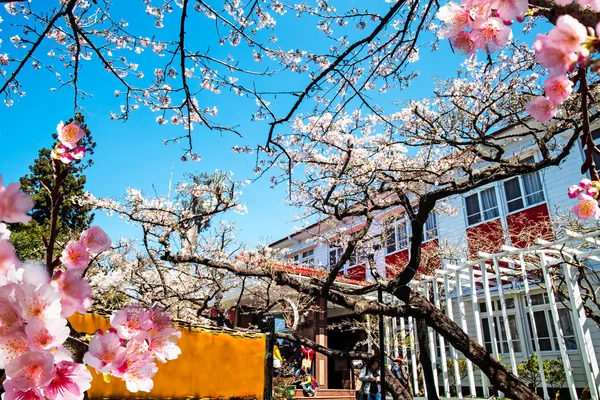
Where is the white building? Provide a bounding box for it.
[265,126,600,399]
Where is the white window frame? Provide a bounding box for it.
[464,186,501,227]
[479,298,523,356]
[423,212,438,242]
[502,156,546,215]
[525,293,578,353]
[329,247,343,268]
[385,219,409,255]
[292,248,315,268]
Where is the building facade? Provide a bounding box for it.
[264,127,600,398]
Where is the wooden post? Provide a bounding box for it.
[262,316,275,400]
[378,288,387,398]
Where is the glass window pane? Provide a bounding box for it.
[465,194,481,225]
[504,178,524,212]
[559,308,578,350]
[528,313,552,351]
[480,187,500,221]
[425,213,437,240]
[397,223,408,249]
[522,172,545,206]
[508,315,521,353]
[385,226,396,254]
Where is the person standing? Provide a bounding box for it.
[273,344,283,377]
[301,345,315,373]
[359,356,381,400]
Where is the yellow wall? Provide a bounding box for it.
[69,314,266,399]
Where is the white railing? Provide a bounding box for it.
[391,230,600,400]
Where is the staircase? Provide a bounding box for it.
[294,389,356,400]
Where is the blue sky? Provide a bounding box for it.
[0,2,535,248]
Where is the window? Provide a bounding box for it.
[482,314,522,354]
[503,156,545,213]
[349,248,367,266]
[385,221,409,254]
[423,213,438,241]
[329,247,343,267]
[525,293,577,351]
[465,187,500,226]
[480,298,521,354]
[292,249,315,268]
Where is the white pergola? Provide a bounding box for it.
[387,229,600,400]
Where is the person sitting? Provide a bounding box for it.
[296,368,317,397]
[391,357,407,385]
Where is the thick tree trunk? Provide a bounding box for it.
[416,318,439,400]
[408,293,542,400]
[386,368,413,400]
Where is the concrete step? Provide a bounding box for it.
[294,389,356,399]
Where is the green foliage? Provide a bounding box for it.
[517,354,567,395]
[10,114,96,259]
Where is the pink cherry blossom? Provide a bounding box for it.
[56,122,85,149]
[572,193,600,220]
[110,306,153,340]
[0,288,23,335]
[0,177,34,224]
[0,331,28,368]
[533,34,578,75]
[148,306,173,332]
[452,31,477,54]
[83,330,127,373]
[0,223,10,240]
[147,328,181,363]
[16,283,62,322]
[490,0,528,22]
[568,185,584,199]
[59,153,74,165]
[5,351,55,390]
[462,0,492,23]
[525,96,556,123]
[544,75,573,105]
[2,380,44,400]
[588,187,599,197]
[79,226,111,254]
[43,361,92,400]
[51,270,93,318]
[547,15,588,53]
[59,242,89,270]
[470,18,512,52]
[121,360,158,393]
[24,317,69,351]
[0,240,20,274]
[436,2,471,37]
[580,179,594,189]
[71,146,86,161]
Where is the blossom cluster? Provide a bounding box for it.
[437,0,597,123]
[51,122,86,164]
[569,178,600,219]
[526,16,590,122]
[0,179,96,400]
[84,305,181,393]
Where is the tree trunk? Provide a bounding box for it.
[386,368,413,400]
[416,317,440,400]
[409,293,542,400]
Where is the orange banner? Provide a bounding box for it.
[69,314,266,399]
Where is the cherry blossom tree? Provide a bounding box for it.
[0,120,181,399]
